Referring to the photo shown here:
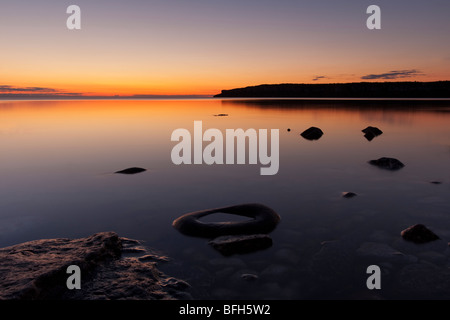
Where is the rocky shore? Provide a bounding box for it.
[0,232,191,300]
[214,81,450,98]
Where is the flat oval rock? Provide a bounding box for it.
[172,203,281,238]
[369,157,405,171]
[115,167,147,174]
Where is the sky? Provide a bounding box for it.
[1,0,450,97]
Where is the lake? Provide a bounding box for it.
[1,98,450,299]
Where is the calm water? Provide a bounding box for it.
[1,98,450,299]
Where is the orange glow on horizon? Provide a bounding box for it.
[3,74,448,98]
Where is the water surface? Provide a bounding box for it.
[1,98,450,299]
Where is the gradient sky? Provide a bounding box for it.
[1,0,450,96]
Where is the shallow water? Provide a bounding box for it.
[1,98,450,299]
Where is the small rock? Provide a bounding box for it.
[362,126,383,141]
[300,127,323,141]
[401,224,440,244]
[430,181,443,185]
[368,157,405,171]
[342,192,357,199]
[287,128,291,132]
[115,167,146,174]
[214,114,228,117]
[241,274,259,282]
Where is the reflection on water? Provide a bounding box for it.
[1,98,450,299]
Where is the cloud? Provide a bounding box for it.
[0,85,83,97]
[361,69,424,80]
[312,75,328,81]
[0,85,59,93]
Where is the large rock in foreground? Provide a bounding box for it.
[0,232,190,300]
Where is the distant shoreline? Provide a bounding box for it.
[214,81,450,99]
[0,95,213,101]
[2,97,450,102]
[1,81,450,101]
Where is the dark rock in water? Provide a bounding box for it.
[287,128,291,132]
[115,167,146,174]
[401,224,440,244]
[0,232,189,300]
[369,157,405,171]
[362,126,383,141]
[209,234,273,256]
[342,192,357,199]
[214,114,228,117]
[300,127,323,141]
[430,181,443,185]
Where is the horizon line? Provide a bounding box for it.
[0,94,215,100]
[1,80,449,101]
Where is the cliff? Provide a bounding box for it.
[214,81,450,98]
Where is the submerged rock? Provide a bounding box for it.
[241,273,259,282]
[300,127,323,141]
[356,242,417,264]
[310,239,355,282]
[0,232,189,300]
[115,167,147,174]
[395,262,450,298]
[362,126,383,141]
[401,224,440,244]
[209,234,273,256]
[368,157,405,171]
